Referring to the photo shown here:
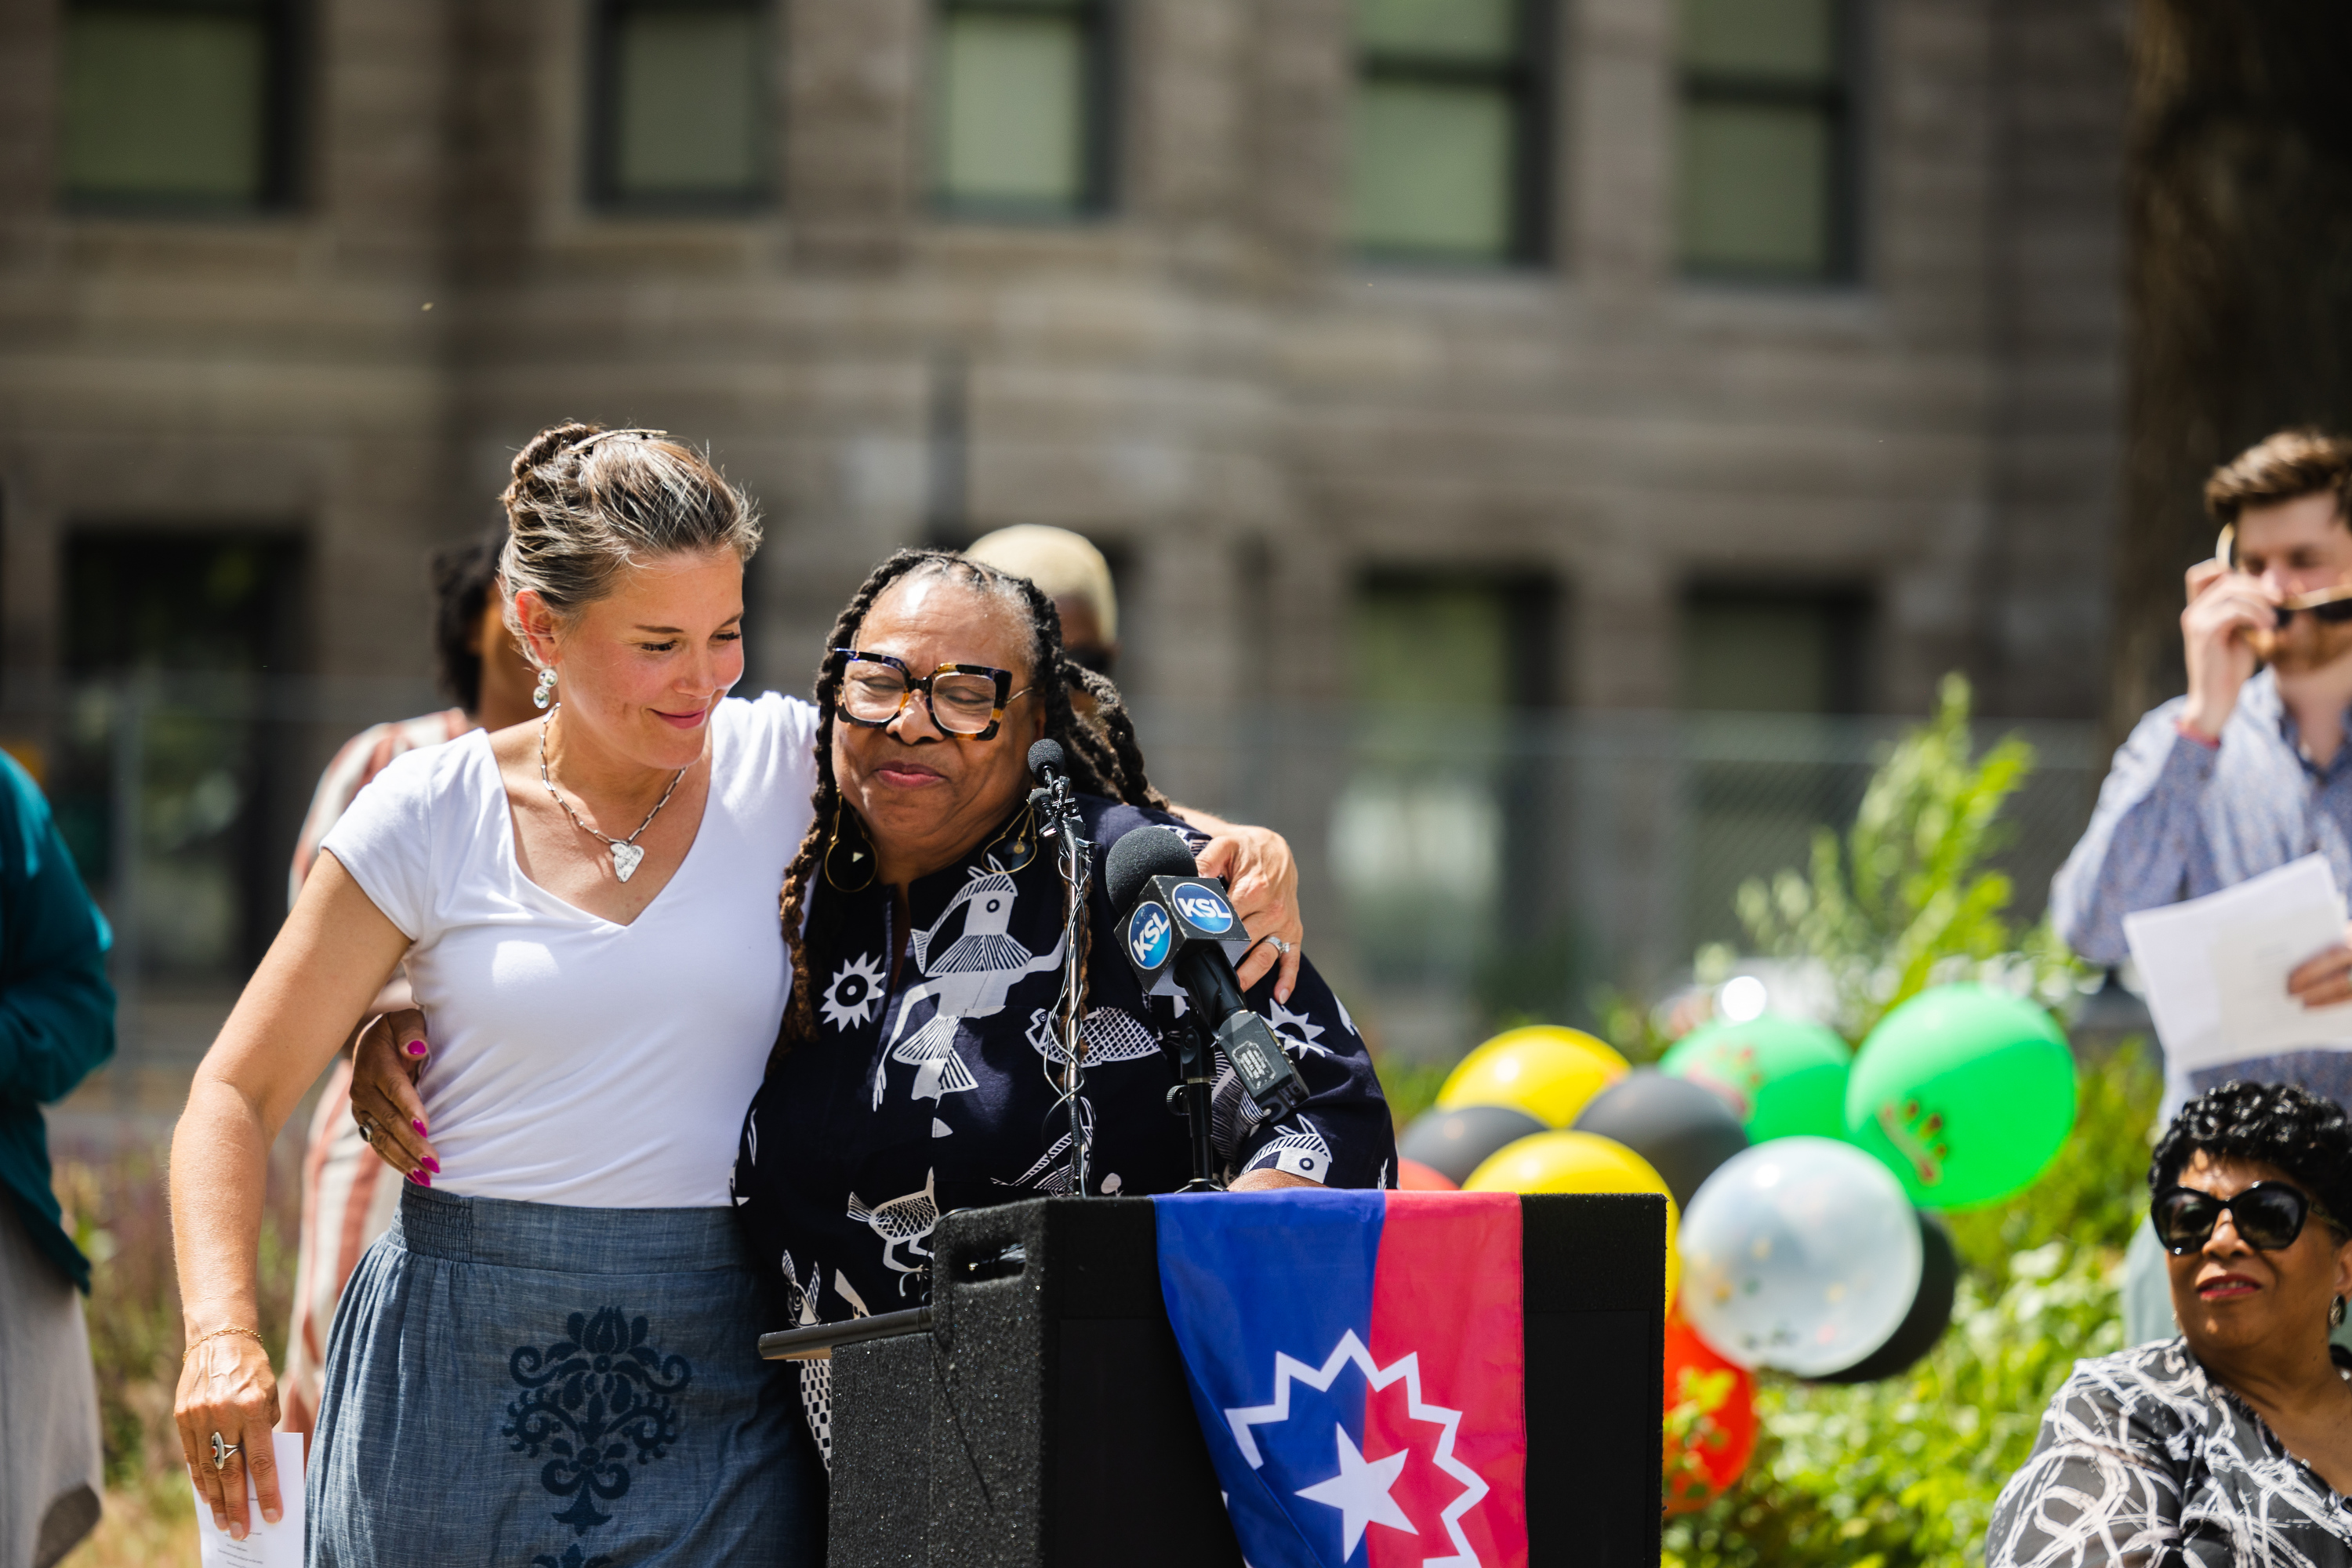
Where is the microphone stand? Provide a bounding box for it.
[1034,773,1093,1197]
[1172,1016,1221,1193]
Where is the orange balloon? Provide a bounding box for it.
[1396,1157,1458,1191]
[1664,1304,1757,1513]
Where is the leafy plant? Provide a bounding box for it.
[51,1136,301,1568]
[1733,673,2082,1040]
[1664,1042,2158,1568]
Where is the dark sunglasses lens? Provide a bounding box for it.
[2236,1186,2308,1249]
[2156,1192,2219,1251]
[2316,599,2352,625]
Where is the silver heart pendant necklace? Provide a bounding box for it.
[538,709,688,884]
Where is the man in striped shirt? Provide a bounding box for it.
[2053,429,2352,1345]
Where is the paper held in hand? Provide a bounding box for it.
[187,1431,304,1568]
[2123,853,2352,1073]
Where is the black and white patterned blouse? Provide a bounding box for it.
[731,794,1395,1330]
[1987,1340,2352,1566]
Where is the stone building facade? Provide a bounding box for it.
[0,0,2129,1058]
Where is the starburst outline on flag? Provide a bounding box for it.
[1221,1329,1490,1568]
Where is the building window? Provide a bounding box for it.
[1332,575,1553,998]
[1675,0,1857,281]
[592,0,767,209]
[930,0,1112,218]
[56,530,307,980]
[1679,586,1868,714]
[59,0,295,212]
[1679,586,1871,949]
[1346,0,1548,264]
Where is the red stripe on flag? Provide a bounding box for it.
[1366,1190,1529,1568]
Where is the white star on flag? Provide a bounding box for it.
[1222,1330,1490,1567]
[1296,1425,1416,1559]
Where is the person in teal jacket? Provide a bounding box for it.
[0,749,118,1568]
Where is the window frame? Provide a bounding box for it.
[57,0,304,216]
[586,0,774,215]
[1348,0,1555,268]
[1674,0,1864,285]
[1679,582,1874,714]
[927,0,1119,223]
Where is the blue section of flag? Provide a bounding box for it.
[1156,1190,1385,1568]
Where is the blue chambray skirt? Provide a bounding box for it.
[309,1184,822,1568]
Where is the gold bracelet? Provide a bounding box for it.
[182,1326,266,1363]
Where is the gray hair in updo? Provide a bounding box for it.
[497,420,763,665]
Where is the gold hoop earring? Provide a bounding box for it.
[823,800,876,891]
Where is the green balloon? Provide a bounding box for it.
[1661,1014,1853,1142]
[1845,984,2076,1209]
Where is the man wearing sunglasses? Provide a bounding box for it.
[2054,429,2352,1346]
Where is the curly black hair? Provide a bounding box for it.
[2151,1080,2352,1230]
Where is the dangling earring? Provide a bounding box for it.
[2331,1295,2345,1330]
[823,800,875,891]
[533,667,557,710]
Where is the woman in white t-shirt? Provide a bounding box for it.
[168,423,1309,1566]
[167,425,824,1566]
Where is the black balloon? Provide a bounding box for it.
[1813,1210,1959,1384]
[1398,1104,1547,1187]
[1570,1067,1748,1211]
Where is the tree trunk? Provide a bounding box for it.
[2113,0,2352,735]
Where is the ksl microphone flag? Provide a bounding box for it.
[1155,1190,1530,1568]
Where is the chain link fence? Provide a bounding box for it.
[1,678,2109,1086]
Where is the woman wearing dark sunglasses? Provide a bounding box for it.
[1989,1080,2352,1566]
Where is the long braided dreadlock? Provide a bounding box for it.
[775,548,1167,1049]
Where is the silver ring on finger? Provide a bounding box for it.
[1267,937,1294,956]
[210,1430,241,1470]
[356,1112,378,1145]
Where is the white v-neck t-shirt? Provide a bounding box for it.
[319,691,818,1208]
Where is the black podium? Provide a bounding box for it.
[764,1194,1665,1568]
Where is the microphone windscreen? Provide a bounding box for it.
[1104,825,1198,913]
[1027,738,1067,782]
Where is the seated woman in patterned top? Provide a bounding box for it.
[733,548,1394,1330]
[1987,1081,2352,1566]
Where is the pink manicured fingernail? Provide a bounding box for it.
[405,1039,426,1057]
[412,1119,427,1135]
[410,1170,431,1186]
[423,1156,441,1174]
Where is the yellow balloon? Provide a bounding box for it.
[1464,1130,1682,1306]
[1437,1026,1630,1127]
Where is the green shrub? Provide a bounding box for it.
[1662,672,2159,1568]
[1664,1042,2156,1568]
[1733,673,2082,1042]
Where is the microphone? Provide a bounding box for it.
[1105,826,1308,1122]
[1027,737,1066,785]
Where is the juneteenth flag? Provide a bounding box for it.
[1155,1189,1530,1568]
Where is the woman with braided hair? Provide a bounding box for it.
[269,430,1310,1558]
[726,550,1393,1392]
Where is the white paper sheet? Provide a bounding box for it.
[187,1432,305,1568]
[2122,853,2352,1073]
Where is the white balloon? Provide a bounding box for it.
[1679,1136,1923,1377]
